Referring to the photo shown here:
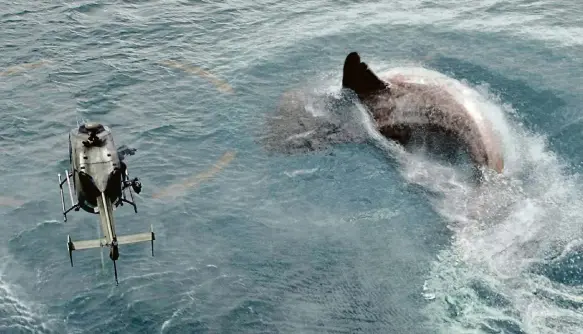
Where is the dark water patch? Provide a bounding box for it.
[481,318,527,334]
[0,9,36,18]
[484,1,522,14]
[469,280,513,309]
[531,251,583,286]
[1,4,62,20]
[549,124,583,169]
[532,287,583,312]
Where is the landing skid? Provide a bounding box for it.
[58,170,79,222]
[117,172,141,214]
[57,165,142,221]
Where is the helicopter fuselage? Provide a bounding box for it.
[69,123,125,214]
[58,122,152,285]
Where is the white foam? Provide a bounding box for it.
[365,67,583,333]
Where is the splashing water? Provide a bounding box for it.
[353,66,583,334]
[294,63,583,333]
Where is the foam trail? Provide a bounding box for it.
[358,67,583,333]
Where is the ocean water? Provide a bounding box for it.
[1,0,583,333]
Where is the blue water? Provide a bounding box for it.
[2,1,583,333]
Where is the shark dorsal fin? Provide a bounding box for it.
[342,52,389,99]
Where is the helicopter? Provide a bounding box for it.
[57,122,155,285]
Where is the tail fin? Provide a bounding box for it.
[342,52,389,98]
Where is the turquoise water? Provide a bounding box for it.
[2,1,583,333]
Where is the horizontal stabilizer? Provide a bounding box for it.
[117,224,155,256]
[71,237,106,250]
[67,225,155,268]
[117,231,154,245]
